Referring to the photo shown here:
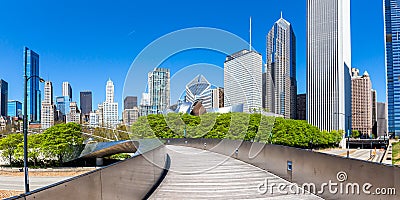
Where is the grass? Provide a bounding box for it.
[392,142,400,165]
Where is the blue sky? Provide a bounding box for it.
[0,0,386,114]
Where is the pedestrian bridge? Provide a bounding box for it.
[7,139,400,200]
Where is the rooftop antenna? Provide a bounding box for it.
[281,11,283,19]
[249,16,252,51]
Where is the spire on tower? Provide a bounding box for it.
[249,16,252,51]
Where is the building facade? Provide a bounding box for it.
[351,70,373,136]
[384,0,400,136]
[0,79,8,117]
[185,75,213,110]
[124,96,138,110]
[62,82,72,100]
[265,15,297,119]
[55,96,66,121]
[211,87,224,108]
[24,47,41,122]
[123,107,139,126]
[377,102,388,137]
[224,49,262,113]
[306,0,352,132]
[296,94,306,120]
[148,68,170,114]
[66,102,81,124]
[7,100,22,118]
[102,79,118,127]
[41,81,55,129]
[80,91,92,123]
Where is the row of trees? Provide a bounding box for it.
[130,113,343,149]
[0,123,84,167]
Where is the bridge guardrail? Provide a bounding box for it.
[6,139,169,200]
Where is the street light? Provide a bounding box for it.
[23,67,44,193]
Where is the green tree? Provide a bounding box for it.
[0,133,23,166]
[351,130,360,138]
[40,123,83,164]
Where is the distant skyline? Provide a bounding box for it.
[0,0,386,113]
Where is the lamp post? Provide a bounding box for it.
[23,68,44,193]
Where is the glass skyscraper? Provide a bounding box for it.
[0,79,8,117]
[7,100,22,118]
[148,68,170,113]
[385,0,400,136]
[24,47,41,122]
[265,14,297,119]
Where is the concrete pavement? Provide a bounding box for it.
[0,176,71,191]
[150,145,322,199]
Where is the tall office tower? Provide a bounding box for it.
[55,96,66,119]
[124,96,138,110]
[148,68,170,113]
[24,47,41,122]
[41,81,55,129]
[123,107,139,126]
[351,70,373,136]
[265,14,297,119]
[0,79,8,117]
[185,75,213,110]
[306,0,352,132]
[211,87,224,108]
[224,49,262,113]
[377,102,388,137]
[371,89,378,135]
[8,100,22,118]
[80,91,92,122]
[296,94,306,120]
[66,102,81,124]
[102,79,118,127]
[139,93,152,116]
[385,0,400,136]
[105,79,114,103]
[62,82,72,100]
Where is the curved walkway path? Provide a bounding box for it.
[150,145,322,199]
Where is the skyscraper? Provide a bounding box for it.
[306,0,352,132]
[24,47,41,122]
[377,102,388,137]
[41,81,55,129]
[7,100,22,118]
[265,14,297,119]
[148,68,170,113]
[106,79,114,103]
[351,70,373,136]
[0,79,8,117]
[80,91,92,122]
[124,96,138,110]
[55,96,66,121]
[384,0,400,136]
[62,82,72,101]
[296,94,306,120]
[102,79,118,127]
[224,49,262,113]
